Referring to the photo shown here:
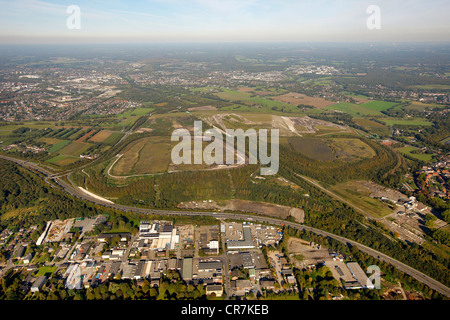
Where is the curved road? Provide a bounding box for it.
[1,154,449,298]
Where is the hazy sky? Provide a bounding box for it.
[0,0,449,44]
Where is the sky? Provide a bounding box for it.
[0,0,449,44]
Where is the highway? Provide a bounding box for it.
[1,154,450,298]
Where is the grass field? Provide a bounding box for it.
[330,181,393,218]
[353,118,390,136]
[288,137,335,161]
[46,140,92,166]
[398,146,434,162]
[37,137,70,153]
[403,103,442,111]
[113,107,155,127]
[287,136,376,162]
[120,107,155,117]
[381,118,432,126]
[360,100,399,111]
[46,154,79,166]
[60,141,91,156]
[271,92,335,108]
[328,138,376,161]
[324,102,382,116]
[35,266,57,277]
[103,131,124,145]
[112,136,172,176]
[214,88,296,111]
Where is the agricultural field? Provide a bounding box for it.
[213,88,294,111]
[271,92,335,108]
[40,138,71,153]
[236,86,286,96]
[76,129,97,142]
[47,141,92,166]
[102,131,124,145]
[359,100,399,112]
[324,102,383,116]
[88,130,115,143]
[353,118,389,135]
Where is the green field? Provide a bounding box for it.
[113,107,155,127]
[287,136,376,162]
[214,88,295,112]
[330,181,393,218]
[324,102,382,116]
[111,136,172,176]
[46,141,92,166]
[35,266,57,277]
[360,100,399,111]
[381,118,432,126]
[120,107,155,117]
[47,139,71,153]
[47,154,79,166]
[103,131,124,145]
[328,138,376,161]
[398,146,434,162]
[288,137,335,161]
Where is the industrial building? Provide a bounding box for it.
[347,262,375,289]
[182,257,193,282]
[30,276,47,293]
[139,220,179,250]
[225,223,255,249]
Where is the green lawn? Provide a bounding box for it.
[398,146,434,162]
[325,102,381,116]
[35,266,57,277]
[360,100,399,111]
[381,118,432,126]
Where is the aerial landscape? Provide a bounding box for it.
[0,0,449,313]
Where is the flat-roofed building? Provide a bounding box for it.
[31,276,47,293]
[206,284,223,297]
[134,260,146,279]
[232,279,252,296]
[241,252,254,269]
[347,262,374,289]
[227,224,254,249]
[122,262,137,280]
[182,258,193,282]
[198,260,222,273]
